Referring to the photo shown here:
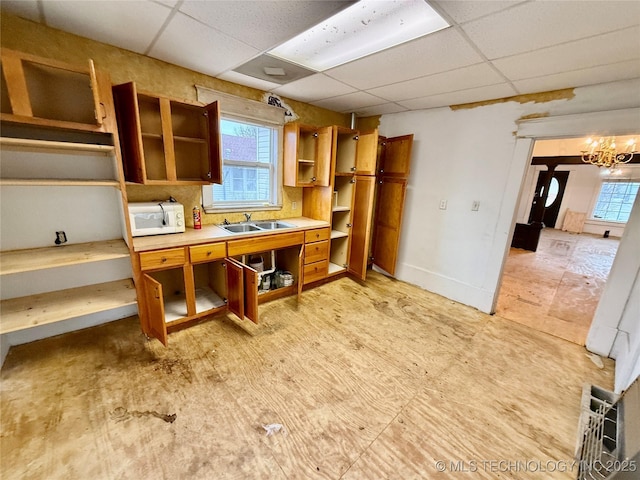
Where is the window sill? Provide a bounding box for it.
[586,218,627,226]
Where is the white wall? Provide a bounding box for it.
[379,78,640,315]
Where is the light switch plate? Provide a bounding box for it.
[439,199,447,210]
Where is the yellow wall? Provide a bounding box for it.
[1,13,352,225]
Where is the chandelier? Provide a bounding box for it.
[581,137,636,168]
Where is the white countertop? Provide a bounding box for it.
[131,217,329,252]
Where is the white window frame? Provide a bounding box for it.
[590,178,640,224]
[202,115,283,213]
[195,85,286,214]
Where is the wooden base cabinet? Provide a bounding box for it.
[137,232,305,345]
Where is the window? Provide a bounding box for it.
[203,117,280,211]
[592,180,639,223]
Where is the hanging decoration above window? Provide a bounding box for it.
[581,136,636,168]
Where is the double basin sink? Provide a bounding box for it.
[220,220,296,234]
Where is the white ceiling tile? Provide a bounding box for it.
[217,71,281,92]
[42,0,172,54]
[354,103,408,117]
[433,0,525,24]
[272,74,357,103]
[1,1,41,21]
[325,27,483,90]
[462,1,640,60]
[149,13,260,77]
[312,91,387,113]
[179,0,352,50]
[513,60,640,95]
[398,83,517,110]
[368,63,505,101]
[493,26,640,81]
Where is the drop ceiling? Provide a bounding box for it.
[2,0,640,117]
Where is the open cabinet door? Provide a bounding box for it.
[372,177,407,276]
[204,100,222,184]
[142,273,168,346]
[348,175,376,281]
[88,59,104,127]
[355,130,378,175]
[112,82,146,183]
[372,134,413,276]
[297,246,304,301]
[243,264,259,324]
[225,258,244,320]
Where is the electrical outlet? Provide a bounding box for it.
[292,201,297,210]
[439,199,447,210]
[472,201,480,211]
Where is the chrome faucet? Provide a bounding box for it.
[223,218,230,225]
[243,212,252,222]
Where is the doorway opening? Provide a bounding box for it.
[496,136,638,345]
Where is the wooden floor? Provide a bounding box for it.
[496,228,619,345]
[1,272,613,479]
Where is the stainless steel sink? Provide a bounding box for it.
[252,221,295,230]
[220,220,296,234]
[222,224,262,233]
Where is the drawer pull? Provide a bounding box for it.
[161,257,167,263]
[207,251,212,256]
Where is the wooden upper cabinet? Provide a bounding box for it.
[334,126,359,174]
[0,48,106,132]
[378,134,413,177]
[283,123,331,187]
[112,82,222,185]
[355,130,378,175]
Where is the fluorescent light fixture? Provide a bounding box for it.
[268,0,449,72]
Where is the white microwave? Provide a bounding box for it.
[128,201,185,237]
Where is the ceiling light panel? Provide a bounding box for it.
[268,0,450,71]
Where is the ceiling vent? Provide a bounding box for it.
[232,54,315,85]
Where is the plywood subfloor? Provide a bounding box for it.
[1,272,613,479]
[496,228,619,345]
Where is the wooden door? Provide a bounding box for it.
[355,130,378,175]
[297,246,304,300]
[142,273,168,346]
[372,177,407,276]
[243,264,259,324]
[112,82,146,183]
[225,258,244,320]
[204,100,222,184]
[348,175,376,280]
[315,126,333,186]
[379,134,413,177]
[88,59,104,127]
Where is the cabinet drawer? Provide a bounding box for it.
[305,228,330,243]
[189,242,226,264]
[304,240,329,265]
[303,260,328,285]
[227,231,304,256]
[139,248,186,270]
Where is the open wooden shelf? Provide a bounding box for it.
[0,137,114,154]
[0,279,137,334]
[328,262,346,275]
[332,205,350,212]
[330,230,349,239]
[298,159,315,164]
[0,239,130,276]
[0,179,121,187]
[173,135,207,144]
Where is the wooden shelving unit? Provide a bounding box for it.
[0,179,121,187]
[0,239,130,275]
[330,230,348,239]
[0,279,136,335]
